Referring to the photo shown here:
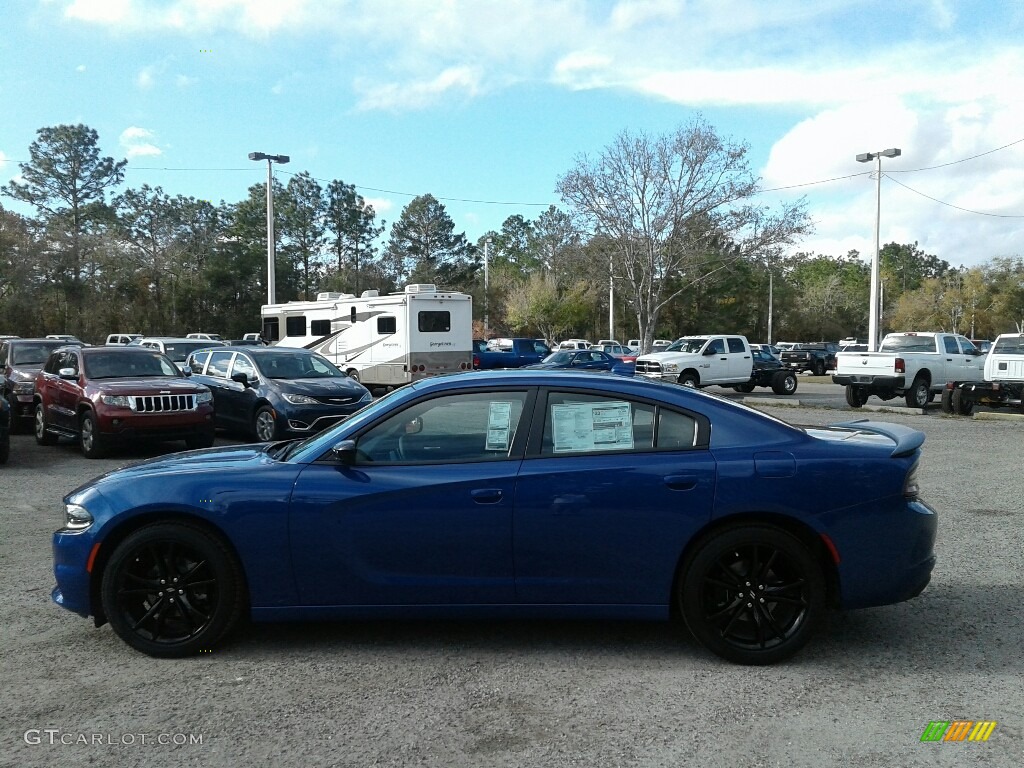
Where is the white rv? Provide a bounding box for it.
[260,284,473,387]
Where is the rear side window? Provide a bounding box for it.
[206,351,234,379]
[418,311,450,333]
[943,336,959,354]
[727,338,746,353]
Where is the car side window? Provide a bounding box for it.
[206,351,235,379]
[707,339,725,354]
[187,351,211,374]
[956,336,977,354]
[231,354,258,381]
[355,391,529,464]
[727,338,745,353]
[943,336,959,354]
[540,392,698,455]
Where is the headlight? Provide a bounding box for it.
[359,390,373,401]
[196,391,213,404]
[101,395,132,407]
[13,381,35,394]
[64,503,94,531]
[283,393,318,405]
[663,363,679,372]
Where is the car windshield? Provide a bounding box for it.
[541,352,574,364]
[257,351,346,379]
[992,337,1024,354]
[84,352,179,378]
[12,343,62,365]
[665,338,707,353]
[162,341,218,362]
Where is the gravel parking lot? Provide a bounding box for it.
[1,406,1021,768]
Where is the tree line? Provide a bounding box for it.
[2,122,1023,347]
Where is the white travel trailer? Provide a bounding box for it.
[260,284,473,387]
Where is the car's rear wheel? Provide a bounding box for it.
[678,525,825,665]
[813,360,825,376]
[951,387,974,416]
[733,382,756,393]
[678,372,700,388]
[80,411,108,459]
[940,387,954,414]
[100,522,245,657]
[253,405,279,441]
[771,370,798,395]
[844,385,868,408]
[904,375,930,408]
[34,404,57,445]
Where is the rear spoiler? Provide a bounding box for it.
[829,419,925,458]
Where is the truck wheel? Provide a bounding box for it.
[345,369,360,383]
[772,370,798,395]
[813,360,825,376]
[904,375,930,408]
[951,388,974,416]
[733,382,756,393]
[678,372,700,388]
[845,385,868,408]
[940,388,954,414]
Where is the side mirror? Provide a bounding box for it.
[58,367,78,379]
[702,348,716,356]
[231,372,251,387]
[331,439,357,465]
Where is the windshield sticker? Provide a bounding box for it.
[486,401,513,451]
[551,401,633,452]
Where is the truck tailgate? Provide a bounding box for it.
[835,352,896,377]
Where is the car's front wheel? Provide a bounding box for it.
[678,525,825,665]
[34,403,58,446]
[253,405,279,441]
[678,372,700,388]
[100,522,245,657]
[80,411,108,459]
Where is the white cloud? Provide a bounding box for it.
[75,64,86,72]
[136,65,156,89]
[119,126,163,159]
[65,0,133,24]
[176,74,197,87]
[354,66,483,111]
[362,197,393,216]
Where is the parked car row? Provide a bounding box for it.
[18,342,373,459]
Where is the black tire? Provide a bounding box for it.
[771,370,798,395]
[940,387,954,414]
[678,372,700,388]
[904,375,930,408]
[80,411,108,459]
[951,387,974,416]
[34,403,58,446]
[844,385,868,408]
[100,522,245,658]
[733,382,756,393]
[186,432,215,450]
[813,360,825,376]
[345,369,360,383]
[253,405,279,442]
[678,524,825,665]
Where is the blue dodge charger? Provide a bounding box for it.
[52,369,937,664]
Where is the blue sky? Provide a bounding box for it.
[2,0,1023,268]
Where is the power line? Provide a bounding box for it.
[884,173,1024,218]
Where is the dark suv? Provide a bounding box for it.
[34,346,215,458]
[1,338,84,432]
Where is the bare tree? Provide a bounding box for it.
[556,118,813,351]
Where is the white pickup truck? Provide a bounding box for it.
[832,331,986,408]
[634,335,753,388]
[941,332,1024,415]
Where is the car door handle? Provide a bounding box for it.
[664,474,698,491]
[470,488,504,504]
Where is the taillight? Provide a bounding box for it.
[895,357,906,374]
[903,462,920,499]
[472,356,479,368]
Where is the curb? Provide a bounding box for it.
[743,397,802,407]
[973,411,1024,422]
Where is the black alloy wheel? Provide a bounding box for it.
[904,375,930,408]
[100,522,245,657]
[845,385,868,408]
[679,525,825,665]
[34,403,58,445]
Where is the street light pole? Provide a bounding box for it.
[609,252,614,341]
[767,270,773,345]
[483,237,492,337]
[856,147,900,351]
[248,151,290,305]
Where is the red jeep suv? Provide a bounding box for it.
[34,346,215,458]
